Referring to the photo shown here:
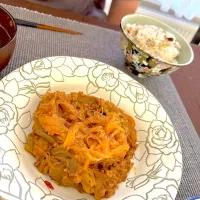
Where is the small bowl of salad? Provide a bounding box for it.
[120,14,194,78]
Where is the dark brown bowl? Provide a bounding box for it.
[0,7,17,71]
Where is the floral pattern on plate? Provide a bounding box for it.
[0,57,182,200]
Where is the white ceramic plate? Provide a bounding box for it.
[0,57,182,200]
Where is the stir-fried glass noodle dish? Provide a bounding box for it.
[25,92,137,200]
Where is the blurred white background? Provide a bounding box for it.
[104,0,200,43]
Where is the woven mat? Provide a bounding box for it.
[1,4,200,200]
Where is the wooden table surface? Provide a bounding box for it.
[171,45,200,135]
[1,0,200,136]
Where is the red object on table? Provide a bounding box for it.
[0,6,17,71]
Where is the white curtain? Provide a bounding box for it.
[156,0,200,20]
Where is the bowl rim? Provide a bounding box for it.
[187,196,200,200]
[120,13,194,66]
[0,6,17,50]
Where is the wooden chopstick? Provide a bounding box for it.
[15,18,83,35]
